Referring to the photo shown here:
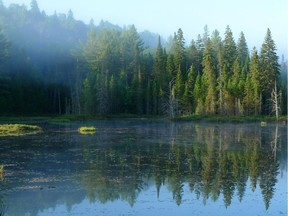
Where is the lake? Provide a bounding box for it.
[0,120,287,216]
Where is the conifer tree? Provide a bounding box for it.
[174,28,186,74]
[237,32,249,68]
[183,65,197,114]
[244,47,261,115]
[153,36,166,88]
[194,74,205,114]
[174,66,184,111]
[202,38,217,114]
[223,26,237,78]
[228,58,244,115]
[260,29,280,115]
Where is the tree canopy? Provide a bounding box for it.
[0,1,286,117]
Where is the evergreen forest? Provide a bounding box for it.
[0,0,287,117]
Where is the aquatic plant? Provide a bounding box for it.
[261,121,267,126]
[0,124,42,136]
[0,165,3,174]
[78,126,96,135]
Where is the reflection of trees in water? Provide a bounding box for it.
[81,123,285,209]
[0,191,7,216]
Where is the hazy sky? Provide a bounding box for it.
[2,0,288,56]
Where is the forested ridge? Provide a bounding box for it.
[0,0,287,117]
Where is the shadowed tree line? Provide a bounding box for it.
[0,1,287,116]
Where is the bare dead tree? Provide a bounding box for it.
[162,77,178,118]
[270,80,281,120]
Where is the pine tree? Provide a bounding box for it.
[174,28,186,74]
[228,58,244,115]
[247,47,261,115]
[174,66,184,111]
[260,29,280,115]
[166,54,175,78]
[194,74,205,115]
[223,26,237,78]
[183,65,197,114]
[153,36,166,88]
[279,56,287,115]
[202,38,217,114]
[30,0,40,16]
[237,32,249,68]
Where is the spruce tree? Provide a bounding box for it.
[183,65,197,113]
[153,36,166,88]
[223,26,237,78]
[202,38,217,114]
[237,32,249,68]
[174,66,184,110]
[194,74,205,114]
[260,29,280,114]
[174,28,186,74]
[249,47,261,115]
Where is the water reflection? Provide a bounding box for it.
[0,121,286,215]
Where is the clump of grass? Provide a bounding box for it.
[0,124,42,136]
[260,121,267,126]
[0,165,4,174]
[78,126,96,135]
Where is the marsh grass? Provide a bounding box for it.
[0,124,42,136]
[78,126,96,135]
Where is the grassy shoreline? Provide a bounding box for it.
[173,115,287,123]
[0,114,286,124]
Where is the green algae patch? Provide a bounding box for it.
[78,126,96,135]
[0,124,42,136]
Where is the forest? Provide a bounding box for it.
[0,0,287,117]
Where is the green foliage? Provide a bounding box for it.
[0,2,284,118]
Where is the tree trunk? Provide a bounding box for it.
[271,81,279,120]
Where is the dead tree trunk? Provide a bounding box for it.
[271,80,280,120]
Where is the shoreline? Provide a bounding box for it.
[0,114,286,124]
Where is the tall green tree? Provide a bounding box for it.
[202,38,217,114]
[173,66,184,112]
[243,47,261,115]
[259,29,280,115]
[182,65,197,114]
[173,28,186,74]
[228,58,244,115]
[194,74,205,114]
[223,26,237,78]
[237,32,249,68]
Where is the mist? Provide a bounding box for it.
[0,1,287,116]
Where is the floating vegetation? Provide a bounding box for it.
[261,121,267,126]
[0,165,3,174]
[78,126,96,135]
[0,165,4,180]
[0,124,42,136]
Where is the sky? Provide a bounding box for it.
[2,0,288,57]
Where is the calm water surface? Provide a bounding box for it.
[0,120,287,216]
